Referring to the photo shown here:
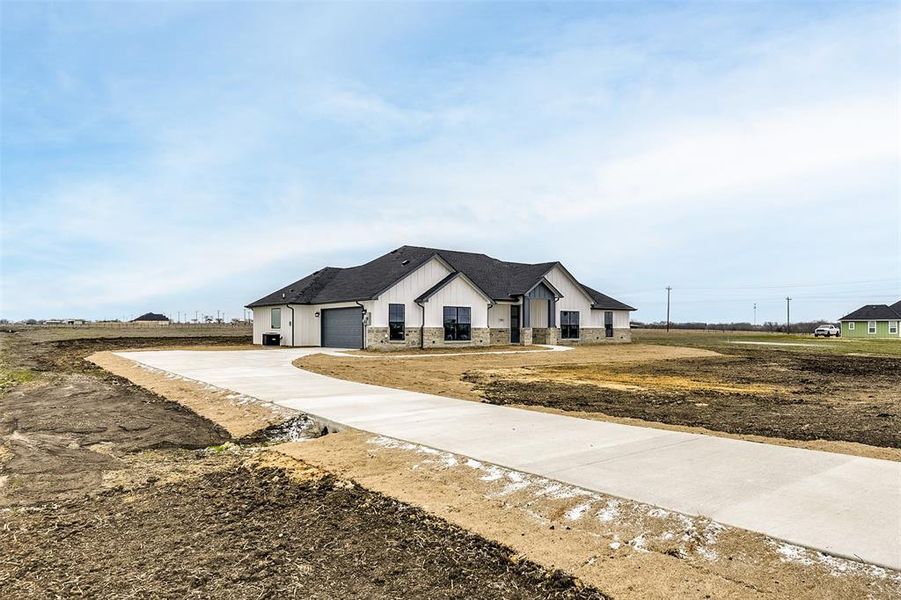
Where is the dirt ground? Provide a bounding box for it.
[5,323,252,343]
[297,340,901,457]
[1,333,240,506]
[79,338,901,599]
[297,344,715,410]
[88,351,291,438]
[5,451,608,599]
[470,349,901,448]
[0,329,606,599]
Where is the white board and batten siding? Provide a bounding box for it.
[544,265,630,329]
[370,257,453,328]
[488,303,512,328]
[252,305,285,345]
[293,301,372,347]
[421,276,489,328]
[253,302,373,346]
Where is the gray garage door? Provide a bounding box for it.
[321,307,363,348]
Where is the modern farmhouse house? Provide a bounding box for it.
[839,301,901,339]
[246,246,635,349]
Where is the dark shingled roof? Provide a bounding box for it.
[132,312,169,322]
[247,245,634,310]
[582,285,637,311]
[839,303,901,321]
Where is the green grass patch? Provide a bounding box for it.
[633,330,901,357]
[0,368,36,392]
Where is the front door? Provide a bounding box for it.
[510,305,521,343]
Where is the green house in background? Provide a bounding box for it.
[839,300,901,339]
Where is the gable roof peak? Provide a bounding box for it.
[839,303,901,321]
[247,244,634,311]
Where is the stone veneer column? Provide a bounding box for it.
[520,327,533,345]
[545,327,558,345]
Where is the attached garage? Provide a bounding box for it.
[321,307,363,348]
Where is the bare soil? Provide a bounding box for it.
[297,344,715,409]
[469,349,901,448]
[1,333,237,506]
[89,351,291,438]
[15,331,898,599]
[0,330,607,599]
[0,374,228,506]
[4,453,606,600]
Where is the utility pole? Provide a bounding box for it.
[785,297,791,333]
[753,303,757,326]
[665,286,672,332]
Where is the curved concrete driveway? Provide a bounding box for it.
[117,348,901,570]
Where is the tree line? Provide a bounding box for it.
[632,320,834,333]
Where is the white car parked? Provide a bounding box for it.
[814,324,840,338]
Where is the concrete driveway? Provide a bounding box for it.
[117,348,901,570]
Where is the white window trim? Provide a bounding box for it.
[868,321,876,334]
[271,307,281,329]
[890,321,898,335]
[848,322,855,331]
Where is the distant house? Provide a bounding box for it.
[246,245,635,349]
[44,318,86,325]
[132,312,170,324]
[839,301,901,339]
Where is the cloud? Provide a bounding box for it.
[591,95,899,212]
[1,2,898,321]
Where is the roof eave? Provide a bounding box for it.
[415,271,494,304]
[523,276,564,299]
[592,304,637,311]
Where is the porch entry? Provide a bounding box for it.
[510,305,520,343]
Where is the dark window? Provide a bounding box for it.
[604,311,614,337]
[443,306,471,341]
[389,303,405,341]
[561,311,580,339]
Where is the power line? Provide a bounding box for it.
[616,277,899,295]
[677,278,898,291]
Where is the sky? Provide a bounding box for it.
[1,1,899,324]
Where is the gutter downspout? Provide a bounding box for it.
[287,305,295,347]
[416,300,425,349]
[355,301,367,350]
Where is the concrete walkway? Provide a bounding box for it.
[116,348,901,570]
